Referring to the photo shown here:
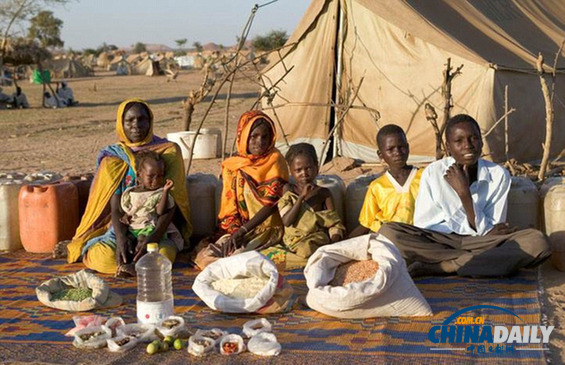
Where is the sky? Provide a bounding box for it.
[45,0,311,50]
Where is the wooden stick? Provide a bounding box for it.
[222,73,234,161]
[424,103,446,159]
[482,107,516,137]
[318,77,365,168]
[250,59,292,147]
[437,58,463,159]
[537,40,564,180]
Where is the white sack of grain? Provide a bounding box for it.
[193,251,279,313]
[304,233,432,318]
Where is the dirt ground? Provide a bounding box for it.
[0,70,563,363]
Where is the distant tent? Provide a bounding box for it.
[49,57,93,78]
[116,61,133,76]
[134,57,163,76]
[97,52,110,68]
[261,0,565,163]
[108,55,133,75]
[174,55,195,69]
[126,53,143,64]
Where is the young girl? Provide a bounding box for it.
[117,150,183,276]
[194,110,289,269]
[278,143,345,259]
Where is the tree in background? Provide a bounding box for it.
[175,38,187,49]
[133,42,146,54]
[27,10,63,48]
[251,30,288,52]
[0,0,70,67]
[93,42,117,55]
[193,41,203,53]
[3,37,50,65]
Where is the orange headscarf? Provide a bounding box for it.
[218,110,289,233]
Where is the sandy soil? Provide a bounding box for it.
[0,70,562,363]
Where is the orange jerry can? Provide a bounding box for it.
[60,174,93,219]
[18,182,79,253]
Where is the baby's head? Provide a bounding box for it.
[376,124,409,169]
[285,143,318,185]
[135,150,165,191]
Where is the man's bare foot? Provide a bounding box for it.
[408,260,456,277]
[115,263,136,278]
[52,240,70,259]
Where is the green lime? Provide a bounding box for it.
[173,338,184,350]
[164,335,174,345]
[146,343,158,355]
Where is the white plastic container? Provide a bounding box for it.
[185,174,218,237]
[314,175,346,222]
[544,183,565,271]
[344,174,381,233]
[0,183,24,251]
[167,128,222,162]
[506,176,539,230]
[136,243,174,324]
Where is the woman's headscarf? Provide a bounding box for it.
[218,110,289,233]
[67,98,193,263]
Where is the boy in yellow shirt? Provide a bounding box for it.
[349,124,422,237]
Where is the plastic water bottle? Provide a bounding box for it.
[135,243,174,324]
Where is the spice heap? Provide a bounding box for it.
[329,260,379,286]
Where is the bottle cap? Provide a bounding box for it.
[147,243,158,252]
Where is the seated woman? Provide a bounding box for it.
[65,99,192,275]
[195,110,289,269]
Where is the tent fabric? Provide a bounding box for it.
[133,58,163,76]
[262,0,339,158]
[261,0,565,163]
[49,58,92,78]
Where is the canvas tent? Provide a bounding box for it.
[261,0,565,163]
[134,57,163,76]
[49,57,93,78]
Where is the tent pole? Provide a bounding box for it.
[332,0,345,161]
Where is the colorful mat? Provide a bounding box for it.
[0,250,548,364]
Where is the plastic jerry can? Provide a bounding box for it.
[215,177,222,219]
[18,182,79,253]
[185,174,218,237]
[506,176,539,230]
[0,183,24,251]
[540,177,565,233]
[344,174,382,233]
[314,175,346,223]
[544,183,565,271]
[60,175,93,219]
